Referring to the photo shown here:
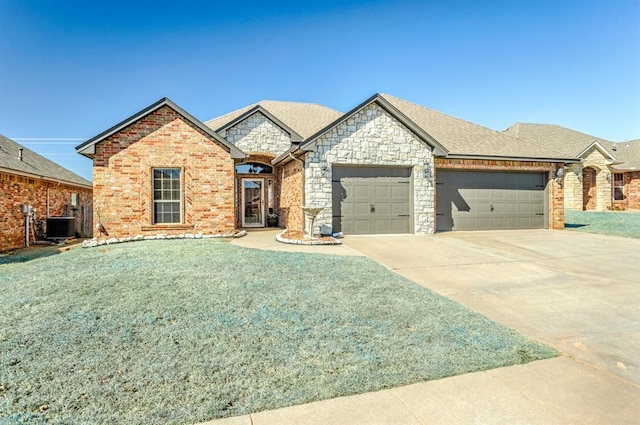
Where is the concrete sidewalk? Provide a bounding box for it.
[204,229,640,424]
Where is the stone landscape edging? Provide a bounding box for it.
[82,230,247,248]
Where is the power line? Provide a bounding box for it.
[12,137,88,141]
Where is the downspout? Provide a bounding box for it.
[46,183,50,217]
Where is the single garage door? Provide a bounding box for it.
[332,166,411,235]
[436,170,547,231]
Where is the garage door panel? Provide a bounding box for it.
[333,168,411,234]
[436,170,547,231]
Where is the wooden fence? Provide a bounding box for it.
[64,204,93,238]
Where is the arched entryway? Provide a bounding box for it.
[235,155,277,228]
[582,167,597,210]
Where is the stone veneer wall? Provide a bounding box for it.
[0,172,92,251]
[221,112,291,156]
[279,159,304,231]
[435,158,565,230]
[93,106,236,238]
[582,147,612,211]
[563,164,583,210]
[304,103,435,234]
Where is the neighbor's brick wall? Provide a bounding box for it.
[435,158,565,230]
[305,103,435,234]
[279,158,304,232]
[625,171,640,210]
[93,105,236,238]
[220,111,291,156]
[0,172,92,251]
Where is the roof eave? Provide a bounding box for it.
[76,97,247,160]
[442,154,580,164]
[0,166,92,189]
[577,140,617,161]
[214,104,304,143]
[272,145,303,165]
[298,94,449,157]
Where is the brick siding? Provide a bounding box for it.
[0,172,92,251]
[92,105,236,238]
[278,159,304,232]
[624,171,640,210]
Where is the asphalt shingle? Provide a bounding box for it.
[505,123,640,170]
[0,134,91,187]
[205,100,343,140]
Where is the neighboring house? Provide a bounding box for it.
[0,134,93,252]
[77,94,576,239]
[505,124,640,211]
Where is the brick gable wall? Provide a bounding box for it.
[92,106,235,238]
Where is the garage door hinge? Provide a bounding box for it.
[397,214,410,217]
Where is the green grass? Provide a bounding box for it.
[1,240,557,424]
[565,210,640,238]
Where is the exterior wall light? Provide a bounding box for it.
[554,167,564,183]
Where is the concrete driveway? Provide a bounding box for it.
[212,229,639,425]
[344,229,640,386]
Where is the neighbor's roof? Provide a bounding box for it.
[76,98,246,160]
[380,94,575,161]
[205,100,343,140]
[504,123,640,170]
[0,134,92,188]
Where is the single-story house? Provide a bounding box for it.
[76,94,578,238]
[0,134,93,251]
[505,124,640,211]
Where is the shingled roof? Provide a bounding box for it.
[380,94,574,161]
[0,134,91,188]
[505,123,640,171]
[205,100,343,140]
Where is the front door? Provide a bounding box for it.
[242,178,264,227]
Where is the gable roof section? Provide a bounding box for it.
[205,100,343,141]
[609,139,640,171]
[210,105,304,142]
[505,123,640,170]
[576,141,618,162]
[0,134,92,188]
[76,98,246,160]
[296,93,449,157]
[381,95,575,162]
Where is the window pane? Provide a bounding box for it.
[153,168,181,223]
[235,162,273,174]
[614,174,624,185]
[614,188,625,200]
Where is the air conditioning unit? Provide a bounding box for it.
[47,217,76,238]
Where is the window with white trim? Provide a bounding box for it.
[153,168,182,224]
[613,173,625,201]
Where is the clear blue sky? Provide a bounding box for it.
[1,0,638,181]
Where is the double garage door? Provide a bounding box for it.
[332,166,411,235]
[436,170,548,231]
[332,167,548,234]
